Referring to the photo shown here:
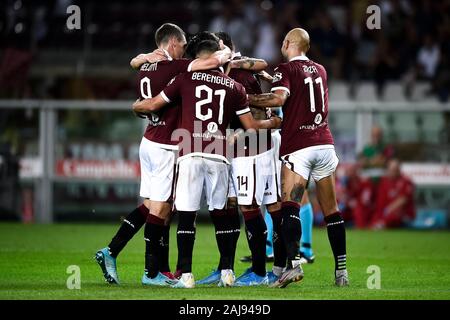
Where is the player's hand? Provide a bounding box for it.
[257,70,273,82]
[144,49,168,63]
[270,115,282,129]
[132,99,147,118]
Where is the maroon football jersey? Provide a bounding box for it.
[162,70,250,161]
[137,59,193,146]
[228,68,272,157]
[271,55,334,156]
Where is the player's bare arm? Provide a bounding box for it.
[189,45,232,71]
[130,46,232,71]
[257,70,273,82]
[132,95,167,113]
[229,57,268,72]
[130,50,168,69]
[247,89,289,108]
[238,112,282,130]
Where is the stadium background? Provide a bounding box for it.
[1,0,448,224]
[0,0,449,300]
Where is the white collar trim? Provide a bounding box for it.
[289,55,309,62]
[162,49,173,61]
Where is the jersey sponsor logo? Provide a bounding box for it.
[299,121,327,130]
[272,72,282,83]
[191,131,226,140]
[148,112,166,126]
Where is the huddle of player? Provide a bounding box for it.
[95,23,349,289]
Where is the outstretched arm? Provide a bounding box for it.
[132,95,168,113]
[189,46,232,71]
[247,89,289,108]
[257,70,273,82]
[238,112,282,130]
[230,58,268,72]
[131,46,233,71]
[130,50,168,69]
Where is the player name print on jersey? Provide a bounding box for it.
[191,72,235,89]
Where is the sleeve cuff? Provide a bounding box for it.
[187,60,195,72]
[236,107,251,116]
[161,91,171,103]
[271,86,290,96]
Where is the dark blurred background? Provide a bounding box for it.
[1,0,449,101]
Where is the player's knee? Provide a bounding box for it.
[149,202,171,219]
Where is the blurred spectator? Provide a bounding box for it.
[431,47,450,103]
[372,35,400,99]
[0,0,449,100]
[337,163,375,228]
[208,1,254,55]
[417,34,441,80]
[309,11,344,79]
[359,126,395,169]
[371,159,416,229]
[403,33,443,98]
[253,5,278,64]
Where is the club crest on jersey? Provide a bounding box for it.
[149,112,160,124]
[272,72,282,83]
[207,122,218,133]
[314,113,323,124]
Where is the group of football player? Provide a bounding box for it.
[95,22,349,288]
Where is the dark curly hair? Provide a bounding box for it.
[184,31,220,59]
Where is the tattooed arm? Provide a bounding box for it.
[229,57,268,72]
[247,89,289,108]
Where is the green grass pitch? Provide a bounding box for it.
[0,222,449,300]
